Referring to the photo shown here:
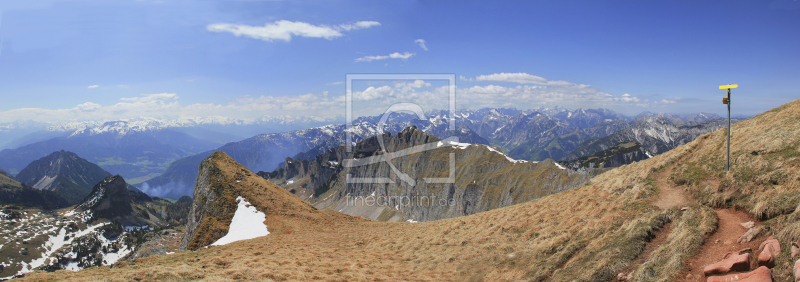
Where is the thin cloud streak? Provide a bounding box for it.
[354,52,414,62]
[207,20,380,42]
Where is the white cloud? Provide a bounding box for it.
[659,99,678,104]
[474,72,574,86]
[415,39,428,51]
[453,83,649,110]
[76,102,101,112]
[616,93,640,103]
[87,85,99,89]
[326,81,344,85]
[283,101,309,110]
[120,93,179,102]
[459,75,473,81]
[352,86,394,100]
[337,21,381,31]
[354,52,415,62]
[207,20,380,42]
[394,80,431,89]
[0,90,345,124]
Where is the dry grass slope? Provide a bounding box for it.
[20,98,800,281]
[184,152,357,250]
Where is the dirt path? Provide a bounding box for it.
[617,168,689,278]
[642,149,759,282]
[653,169,691,209]
[677,209,760,281]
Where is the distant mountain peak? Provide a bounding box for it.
[14,150,112,204]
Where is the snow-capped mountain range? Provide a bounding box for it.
[46,115,343,137]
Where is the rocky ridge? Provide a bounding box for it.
[180,152,337,251]
[261,126,589,222]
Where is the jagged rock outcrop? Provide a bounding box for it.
[78,175,134,219]
[180,152,331,251]
[75,175,165,228]
[14,150,112,204]
[261,126,589,222]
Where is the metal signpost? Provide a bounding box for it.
[720,84,738,172]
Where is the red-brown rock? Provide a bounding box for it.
[706,266,773,282]
[757,236,781,268]
[739,227,760,243]
[704,250,752,276]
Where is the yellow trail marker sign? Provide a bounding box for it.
[720,83,737,172]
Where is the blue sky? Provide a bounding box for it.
[0,0,798,123]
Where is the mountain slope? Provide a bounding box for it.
[139,108,627,199]
[21,97,800,281]
[0,169,68,208]
[140,121,487,199]
[490,113,631,161]
[0,174,176,278]
[179,151,342,251]
[13,150,112,205]
[262,125,588,222]
[560,141,653,170]
[137,123,372,199]
[561,116,735,161]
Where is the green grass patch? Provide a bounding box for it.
[669,162,707,187]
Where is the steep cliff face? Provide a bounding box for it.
[180,152,333,251]
[262,126,589,222]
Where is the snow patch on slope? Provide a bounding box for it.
[485,146,529,164]
[437,140,470,149]
[211,197,270,246]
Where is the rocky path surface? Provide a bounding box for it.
[678,209,761,281]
